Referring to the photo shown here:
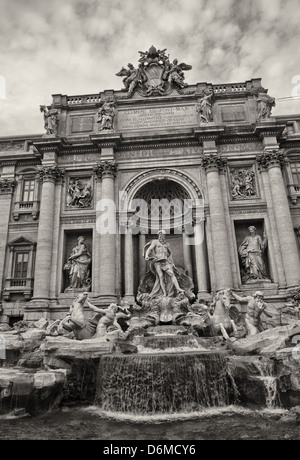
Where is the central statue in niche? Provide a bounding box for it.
[136,230,195,325]
[145,230,184,298]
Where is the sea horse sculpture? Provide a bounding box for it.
[50,292,131,341]
[180,289,238,340]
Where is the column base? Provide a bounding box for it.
[96,294,118,306]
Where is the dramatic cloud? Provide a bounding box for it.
[0,0,299,135]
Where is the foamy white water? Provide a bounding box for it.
[83,405,260,423]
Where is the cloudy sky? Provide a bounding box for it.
[0,0,300,136]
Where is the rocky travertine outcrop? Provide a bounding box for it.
[1,329,47,365]
[275,348,300,407]
[228,321,300,356]
[0,368,66,415]
[41,337,112,404]
[1,320,300,412]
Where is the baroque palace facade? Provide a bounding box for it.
[1,46,300,324]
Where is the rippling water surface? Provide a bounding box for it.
[0,406,299,440]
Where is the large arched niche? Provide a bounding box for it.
[122,169,202,207]
[120,169,208,297]
[121,169,203,231]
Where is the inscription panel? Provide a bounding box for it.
[219,143,263,153]
[59,153,97,165]
[71,116,95,133]
[117,105,197,131]
[117,146,203,160]
[221,105,246,122]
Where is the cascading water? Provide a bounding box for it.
[95,352,239,415]
[253,360,279,409]
[134,331,203,353]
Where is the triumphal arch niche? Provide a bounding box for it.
[1,45,300,323]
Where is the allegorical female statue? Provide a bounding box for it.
[196,90,214,124]
[64,236,92,291]
[40,105,59,136]
[238,226,268,283]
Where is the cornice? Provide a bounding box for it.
[33,138,67,155]
[90,134,122,150]
[254,123,286,141]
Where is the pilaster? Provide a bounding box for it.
[257,148,300,288]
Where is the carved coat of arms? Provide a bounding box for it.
[116,45,192,98]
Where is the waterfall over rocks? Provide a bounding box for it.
[95,352,238,415]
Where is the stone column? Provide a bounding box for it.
[139,233,147,280]
[201,152,233,290]
[95,160,118,303]
[0,178,16,296]
[124,228,135,303]
[49,177,63,302]
[6,246,14,279]
[31,166,64,307]
[193,223,209,296]
[182,230,193,277]
[219,172,239,289]
[295,226,300,248]
[93,176,102,294]
[259,168,286,287]
[27,245,34,279]
[258,150,300,288]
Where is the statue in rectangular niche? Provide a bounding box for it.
[64,236,92,291]
[239,226,269,284]
[67,177,93,208]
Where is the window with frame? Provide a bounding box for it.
[22,179,35,202]
[14,252,29,279]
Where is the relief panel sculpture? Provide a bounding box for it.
[230,167,257,200]
[67,177,93,208]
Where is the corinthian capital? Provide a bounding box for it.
[95,160,118,179]
[38,165,64,183]
[257,150,288,171]
[200,154,227,173]
[0,178,16,194]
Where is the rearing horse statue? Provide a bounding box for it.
[210,289,238,340]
